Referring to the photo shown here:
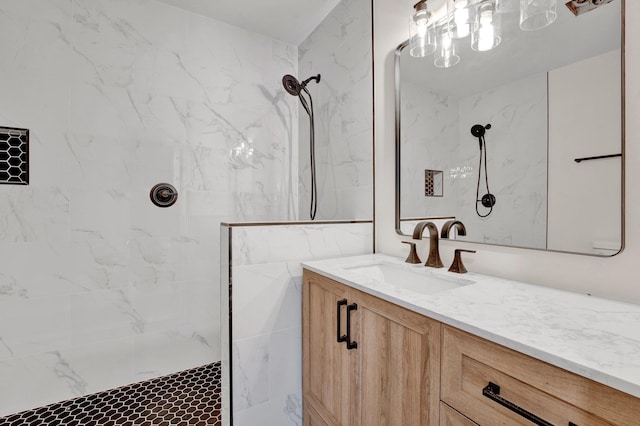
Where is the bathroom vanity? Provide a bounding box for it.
[301,254,640,425]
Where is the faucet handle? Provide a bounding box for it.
[402,241,422,264]
[448,249,476,274]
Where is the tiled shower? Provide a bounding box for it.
[0,0,372,423]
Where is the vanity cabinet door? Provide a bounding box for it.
[350,288,441,426]
[303,270,354,425]
[441,325,640,426]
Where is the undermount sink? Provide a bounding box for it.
[343,261,474,295]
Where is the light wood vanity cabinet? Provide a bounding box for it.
[303,270,640,426]
[302,270,441,425]
[441,325,640,426]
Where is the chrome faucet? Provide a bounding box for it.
[412,221,444,268]
[441,220,467,239]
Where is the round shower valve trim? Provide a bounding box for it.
[150,183,178,208]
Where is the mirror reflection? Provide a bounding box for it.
[397,0,622,255]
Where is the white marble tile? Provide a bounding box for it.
[69,188,130,240]
[69,82,144,140]
[297,0,373,221]
[233,393,303,426]
[0,295,70,360]
[231,222,373,266]
[0,358,44,417]
[0,187,69,243]
[0,0,316,415]
[59,336,135,395]
[0,351,86,417]
[0,243,75,298]
[127,281,187,334]
[129,185,185,239]
[268,327,302,400]
[60,134,133,191]
[71,239,131,289]
[227,222,373,422]
[232,262,302,340]
[128,237,186,287]
[69,289,144,346]
[133,325,217,381]
[232,334,270,412]
[456,73,548,248]
[0,1,74,81]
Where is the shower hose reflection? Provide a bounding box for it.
[471,123,496,218]
[282,74,321,220]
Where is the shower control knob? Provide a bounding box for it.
[150,183,178,208]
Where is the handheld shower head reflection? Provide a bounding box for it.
[282,74,321,96]
[471,123,491,150]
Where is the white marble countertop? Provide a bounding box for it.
[302,254,640,398]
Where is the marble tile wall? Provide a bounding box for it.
[0,0,299,417]
[297,0,373,220]
[222,222,373,426]
[456,73,548,248]
[400,73,547,249]
[400,80,461,219]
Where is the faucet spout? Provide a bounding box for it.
[412,221,444,268]
[441,220,467,239]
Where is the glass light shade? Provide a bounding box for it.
[449,0,473,39]
[496,0,519,13]
[409,5,436,57]
[434,27,460,68]
[520,0,557,31]
[471,0,502,52]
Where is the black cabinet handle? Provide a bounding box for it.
[336,299,347,343]
[346,303,358,350]
[482,382,577,426]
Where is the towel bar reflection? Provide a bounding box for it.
[574,153,621,163]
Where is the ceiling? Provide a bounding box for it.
[156,0,342,45]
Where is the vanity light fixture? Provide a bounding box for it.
[434,23,461,67]
[519,0,557,31]
[409,0,437,57]
[408,0,558,67]
[472,0,501,52]
[451,0,473,39]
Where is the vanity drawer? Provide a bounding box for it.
[441,325,640,426]
[440,402,477,426]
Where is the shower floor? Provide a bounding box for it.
[0,362,222,426]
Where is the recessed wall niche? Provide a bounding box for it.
[425,169,443,197]
[0,127,29,185]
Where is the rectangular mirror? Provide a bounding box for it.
[395,0,623,256]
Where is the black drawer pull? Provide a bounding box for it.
[482,382,577,426]
[336,299,347,343]
[346,303,358,350]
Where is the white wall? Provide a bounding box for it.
[548,49,622,254]
[0,0,298,416]
[297,0,374,220]
[375,0,640,304]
